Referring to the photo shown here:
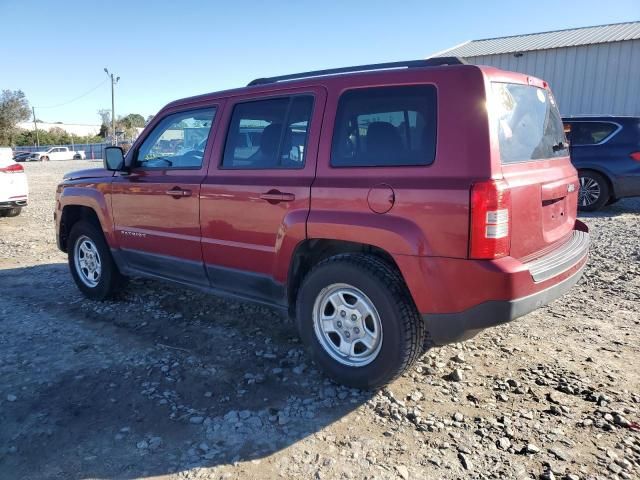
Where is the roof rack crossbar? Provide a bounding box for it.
[247,57,467,86]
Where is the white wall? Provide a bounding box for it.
[465,39,640,116]
[17,122,101,136]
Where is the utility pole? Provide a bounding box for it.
[32,106,40,148]
[104,68,120,145]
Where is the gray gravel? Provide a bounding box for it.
[0,160,639,479]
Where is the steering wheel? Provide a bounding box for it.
[181,150,204,159]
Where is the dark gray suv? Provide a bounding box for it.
[563,116,640,211]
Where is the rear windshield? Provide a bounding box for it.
[491,82,567,164]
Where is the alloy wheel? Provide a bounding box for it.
[312,283,383,367]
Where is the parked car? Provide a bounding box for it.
[0,153,28,217]
[31,146,86,161]
[13,151,32,162]
[563,116,640,211]
[55,58,589,388]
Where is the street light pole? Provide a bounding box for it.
[104,68,120,145]
[32,106,40,148]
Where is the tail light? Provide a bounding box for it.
[469,180,511,259]
[630,152,640,162]
[0,163,24,173]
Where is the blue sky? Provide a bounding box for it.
[1,0,638,124]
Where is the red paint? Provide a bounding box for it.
[55,63,586,316]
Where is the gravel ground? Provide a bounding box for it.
[1,160,639,480]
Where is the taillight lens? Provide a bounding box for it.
[630,152,640,162]
[469,180,511,259]
[0,163,24,173]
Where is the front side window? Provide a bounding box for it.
[491,83,567,164]
[331,85,437,167]
[136,108,216,169]
[566,122,618,145]
[222,96,314,169]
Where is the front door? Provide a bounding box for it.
[200,89,326,304]
[111,106,219,286]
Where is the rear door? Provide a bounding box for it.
[490,81,578,259]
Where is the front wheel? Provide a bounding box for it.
[578,171,610,212]
[296,254,425,389]
[68,221,124,300]
[41,156,49,162]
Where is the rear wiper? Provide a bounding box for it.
[552,141,568,152]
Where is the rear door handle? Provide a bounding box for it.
[260,190,296,204]
[165,187,192,198]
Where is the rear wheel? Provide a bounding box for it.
[68,220,124,300]
[0,207,22,217]
[296,254,425,389]
[578,171,609,212]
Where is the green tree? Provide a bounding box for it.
[12,128,104,147]
[120,113,145,128]
[116,113,145,140]
[0,90,31,145]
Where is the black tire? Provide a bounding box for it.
[578,171,610,212]
[68,220,124,300]
[0,207,22,217]
[41,156,49,162]
[296,254,425,389]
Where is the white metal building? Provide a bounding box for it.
[16,121,101,137]
[434,21,640,116]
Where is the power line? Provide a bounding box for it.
[35,79,109,109]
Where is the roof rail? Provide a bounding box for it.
[247,57,467,87]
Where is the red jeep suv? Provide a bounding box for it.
[55,58,589,388]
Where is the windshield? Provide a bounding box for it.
[491,82,567,164]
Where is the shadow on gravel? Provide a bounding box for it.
[577,197,640,219]
[0,263,371,479]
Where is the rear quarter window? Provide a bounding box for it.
[331,85,437,167]
[492,83,567,164]
[565,121,618,145]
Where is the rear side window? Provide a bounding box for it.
[492,83,567,164]
[331,86,437,167]
[566,122,618,145]
[222,96,314,169]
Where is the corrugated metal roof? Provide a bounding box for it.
[435,21,640,57]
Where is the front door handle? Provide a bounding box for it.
[260,190,295,204]
[165,187,192,198]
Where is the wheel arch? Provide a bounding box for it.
[59,205,102,252]
[286,238,408,317]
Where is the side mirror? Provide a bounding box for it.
[104,146,125,171]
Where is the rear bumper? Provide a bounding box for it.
[395,221,590,345]
[422,259,586,345]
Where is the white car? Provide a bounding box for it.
[0,150,28,217]
[31,146,86,161]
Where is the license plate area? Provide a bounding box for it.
[542,196,571,242]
